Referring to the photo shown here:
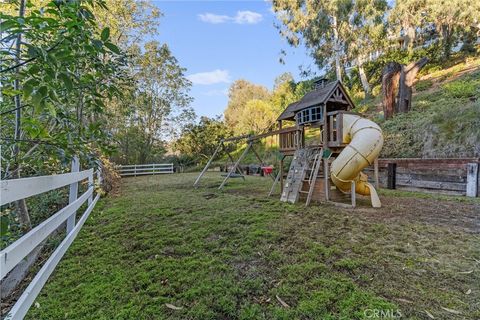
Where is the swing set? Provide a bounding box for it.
[192,129,286,193]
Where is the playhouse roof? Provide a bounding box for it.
[277,80,353,121]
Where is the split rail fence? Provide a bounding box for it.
[118,163,173,177]
[0,160,101,319]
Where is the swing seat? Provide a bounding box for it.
[221,173,245,180]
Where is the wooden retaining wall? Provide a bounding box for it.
[366,158,480,196]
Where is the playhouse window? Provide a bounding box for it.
[297,106,323,125]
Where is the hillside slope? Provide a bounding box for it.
[361,57,480,158]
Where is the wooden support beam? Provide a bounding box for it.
[351,180,356,207]
[224,142,244,175]
[324,158,330,201]
[374,158,379,189]
[387,163,397,189]
[251,145,265,166]
[193,142,222,187]
[221,134,251,143]
[248,126,300,142]
[280,156,285,193]
[218,142,252,190]
[268,169,282,197]
[466,163,479,197]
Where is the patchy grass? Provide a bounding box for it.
[414,79,434,92]
[380,68,480,158]
[27,173,479,319]
[346,55,480,158]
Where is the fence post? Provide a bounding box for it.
[351,180,356,207]
[97,168,102,185]
[88,171,94,205]
[134,164,137,177]
[374,159,379,189]
[387,163,396,190]
[466,163,478,197]
[67,156,80,233]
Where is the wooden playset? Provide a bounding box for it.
[194,79,384,208]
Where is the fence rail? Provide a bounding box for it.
[0,162,101,319]
[118,163,174,177]
[366,158,480,197]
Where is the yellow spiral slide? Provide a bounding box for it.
[330,114,384,207]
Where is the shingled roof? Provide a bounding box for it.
[277,80,352,121]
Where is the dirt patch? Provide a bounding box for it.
[352,195,480,233]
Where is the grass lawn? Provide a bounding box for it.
[27,173,479,319]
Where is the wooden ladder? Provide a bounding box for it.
[305,148,323,206]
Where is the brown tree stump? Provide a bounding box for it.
[382,62,401,119]
[382,57,428,119]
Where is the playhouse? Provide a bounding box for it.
[194,79,384,208]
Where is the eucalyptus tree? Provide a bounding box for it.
[114,41,194,164]
[272,0,387,94]
[346,0,388,94]
[425,0,480,59]
[388,0,427,53]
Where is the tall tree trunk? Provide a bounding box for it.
[397,57,429,113]
[382,58,428,119]
[12,0,31,231]
[358,63,371,95]
[332,16,342,83]
[405,26,416,53]
[382,62,401,119]
[441,25,453,60]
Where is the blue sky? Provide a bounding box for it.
[151,0,317,119]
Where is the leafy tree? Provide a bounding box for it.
[425,0,479,59]
[224,79,270,133]
[112,41,195,164]
[237,99,277,134]
[346,0,388,94]
[174,116,233,164]
[389,0,428,53]
[270,72,298,112]
[95,0,161,49]
[1,0,127,229]
[272,0,387,94]
[389,0,479,59]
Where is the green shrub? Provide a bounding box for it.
[415,79,433,92]
[442,81,477,98]
[371,84,382,97]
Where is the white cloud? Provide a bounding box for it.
[234,11,263,24]
[198,13,230,24]
[198,11,263,25]
[187,70,231,85]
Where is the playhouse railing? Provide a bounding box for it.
[279,127,303,153]
[0,162,101,319]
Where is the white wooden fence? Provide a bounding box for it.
[0,161,101,319]
[118,163,174,177]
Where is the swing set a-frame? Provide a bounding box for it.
[193,129,287,191]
